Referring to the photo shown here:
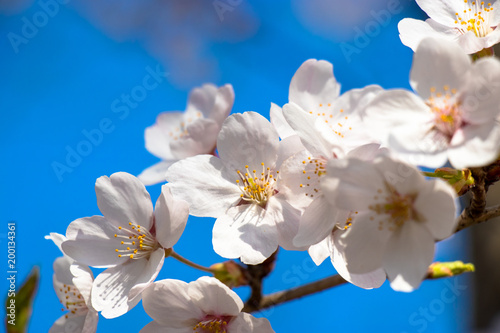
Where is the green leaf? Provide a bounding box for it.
[5,267,39,333]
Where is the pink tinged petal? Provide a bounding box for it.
[398,18,460,53]
[95,172,154,229]
[91,248,164,318]
[321,158,385,212]
[293,195,337,248]
[449,123,500,169]
[63,216,123,268]
[137,160,176,186]
[212,204,279,265]
[165,155,240,218]
[154,185,189,249]
[270,102,296,139]
[217,112,279,172]
[228,313,275,333]
[274,198,307,251]
[414,179,457,240]
[289,59,341,111]
[170,118,219,158]
[460,57,500,124]
[145,112,185,160]
[383,222,435,292]
[331,231,386,289]
[142,279,202,328]
[411,38,471,100]
[188,276,243,316]
[70,263,95,306]
[282,102,335,157]
[340,212,392,274]
[45,232,67,253]
[415,0,464,26]
[140,321,194,333]
[308,237,330,265]
[50,314,87,333]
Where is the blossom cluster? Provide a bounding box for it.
[47,1,500,331]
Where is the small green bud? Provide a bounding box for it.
[427,261,475,279]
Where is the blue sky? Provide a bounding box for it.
[1,1,472,332]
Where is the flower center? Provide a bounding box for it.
[236,163,278,208]
[168,111,203,141]
[455,1,495,37]
[57,283,88,318]
[426,86,464,140]
[308,104,353,138]
[299,156,328,198]
[193,315,232,333]
[114,222,160,259]
[368,186,419,231]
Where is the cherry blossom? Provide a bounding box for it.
[363,37,500,169]
[399,0,500,54]
[166,111,304,265]
[140,276,274,333]
[46,233,98,333]
[61,172,189,318]
[138,83,234,185]
[321,154,458,291]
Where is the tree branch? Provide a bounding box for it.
[242,274,347,313]
[455,204,500,232]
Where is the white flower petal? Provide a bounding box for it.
[91,249,164,318]
[331,231,386,289]
[384,222,435,292]
[415,0,464,26]
[321,158,385,212]
[289,59,341,112]
[217,112,279,172]
[45,232,67,253]
[414,179,457,240]
[340,213,392,274]
[282,102,335,157]
[145,112,184,160]
[95,172,153,229]
[82,309,99,333]
[49,314,86,333]
[188,276,243,316]
[212,204,279,265]
[274,198,307,251]
[138,160,176,186]
[374,155,426,196]
[53,256,74,287]
[154,185,189,249]
[293,195,337,248]
[70,263,94,306]
[308,237,330,265]
[142,279,201,328]
[457,31,490,54]
[460,57,500,124]
[165,155,240,218]
[270,102,295,139]
[275,135,305,170]
[411,38,471,100]
[448,122,500,169]
[140,321,193,333]
[228,313,274,333]
[398,18,459,52]
[63,216,123,268]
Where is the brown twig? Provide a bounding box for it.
[243,274,347,313]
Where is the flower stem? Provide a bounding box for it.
[168,250,216,274]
